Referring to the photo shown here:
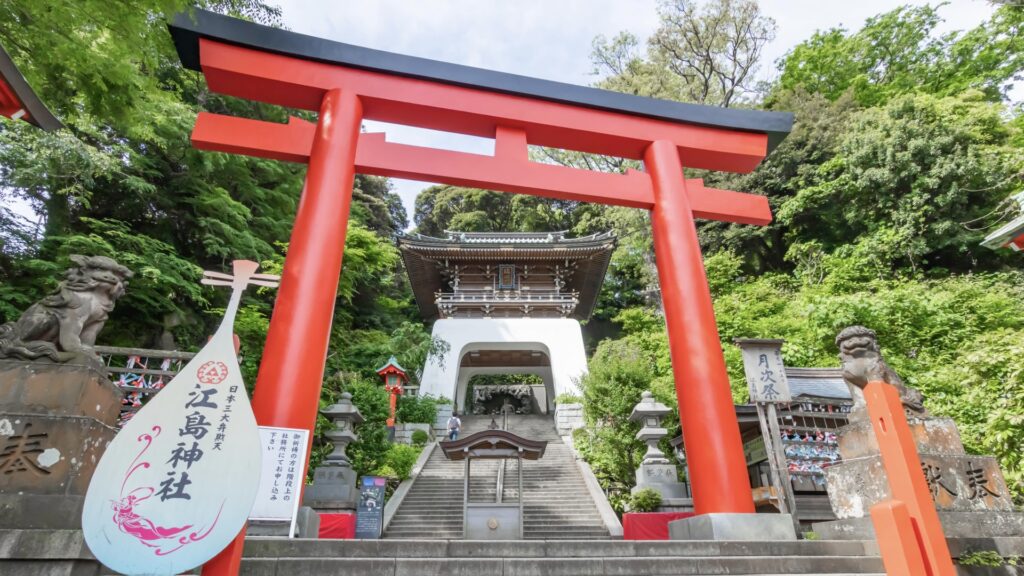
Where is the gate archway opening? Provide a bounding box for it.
[167,9,794,572]
[457,346,553,415]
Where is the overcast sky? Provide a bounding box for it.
[275,0,1006,227]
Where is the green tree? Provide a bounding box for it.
[592,0,777,107]
[775,5,1024,106]
[777,92,1021,274]
[574,337,677,493]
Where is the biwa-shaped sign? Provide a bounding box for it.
[83,260,279,575]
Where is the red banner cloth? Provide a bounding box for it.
[318,512,355,539]
[622,512,695,540]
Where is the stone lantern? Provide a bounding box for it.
[629,391,687,499]
[303,392,364,512]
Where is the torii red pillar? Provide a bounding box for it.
[647,139,753,513]
[202,88,362,575]
[168,10,792,573]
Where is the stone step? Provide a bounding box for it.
[394,510,603,517]
[242,555,883,575]
[386,414,614,539]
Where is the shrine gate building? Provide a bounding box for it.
[399,230,615,413]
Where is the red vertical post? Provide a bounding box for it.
[644,139,754,515]
[864,382,956,576]
[870,500,929,576]
[201,88,363,575]
[387,390,397,427]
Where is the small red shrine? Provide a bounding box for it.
[376,356,407,427]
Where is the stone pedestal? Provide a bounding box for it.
[0,361,120,529]
[817,416,1024,538]
[634,463,689,499]
[304,466,359,511]
[668,513,796,541]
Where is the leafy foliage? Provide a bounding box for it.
[376,444,421,481]
[775,5,1024,106]
[396,394,440,425]
[573,338,677,492]
[411,429,430,446]
[628,488,663,513]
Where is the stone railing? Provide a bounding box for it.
[95,345,196,427]
[434,289,579,318]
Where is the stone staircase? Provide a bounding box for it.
[0,529,890,575]
[239,538,885,575]
[384,414,610,540]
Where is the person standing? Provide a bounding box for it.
[447,412,462,441]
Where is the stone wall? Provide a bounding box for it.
[555,403,584,437]
[393,422,433,445]
[433,403,453,439]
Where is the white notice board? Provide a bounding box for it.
[250,426,310,538]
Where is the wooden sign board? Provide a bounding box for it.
[740,344,792,403]
[82,261,277,575]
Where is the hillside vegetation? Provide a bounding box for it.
[0,1,1022,496]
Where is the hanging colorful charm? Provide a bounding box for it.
[82,260,279,575]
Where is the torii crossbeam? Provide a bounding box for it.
[168,9,792,572]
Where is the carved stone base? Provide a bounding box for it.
[0,361,119,529]
[825,453,1013,519]
[814,511,1024,540]
[837,417,965,460]
[825,415,1014,523]
[634,463,689,499]
[302,465,358,512]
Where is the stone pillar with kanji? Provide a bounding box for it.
[815,326,1024,539]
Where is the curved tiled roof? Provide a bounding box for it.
[399,230,616,321]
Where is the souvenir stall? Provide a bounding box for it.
[732,367,853,524]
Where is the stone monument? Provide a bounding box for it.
[0,255,131,529]
[815,326,1024,539]
[303,392,364,513]
[629,391,688,499]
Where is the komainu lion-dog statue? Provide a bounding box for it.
[0,255,132,366]
[835,325,928,422]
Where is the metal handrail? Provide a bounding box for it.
[495,411,509,503]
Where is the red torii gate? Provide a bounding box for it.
[168,10,792,572]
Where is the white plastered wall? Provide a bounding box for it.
[419,318,588,413]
